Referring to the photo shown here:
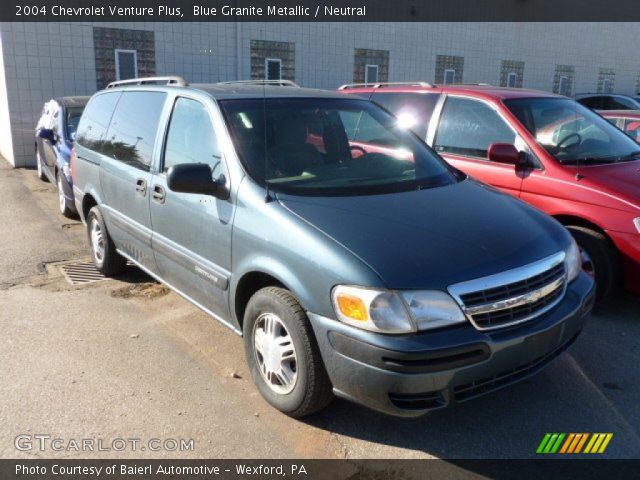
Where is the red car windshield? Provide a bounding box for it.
[505,97,640,164]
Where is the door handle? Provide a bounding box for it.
[135,178,147,196]
[152,185,165,204]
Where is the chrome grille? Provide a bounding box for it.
[448,252,567,331]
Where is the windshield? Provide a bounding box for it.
[505,97,640,165]
[66,107,84,142]
[219,97,459,196]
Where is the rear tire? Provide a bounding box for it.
[243,287,333,417]
[86,206,126,276]
[57,171,75,218]
[36,150,47,182]
[567,226,620,303]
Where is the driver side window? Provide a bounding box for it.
[163,97,221,173]
[434,97,516,159]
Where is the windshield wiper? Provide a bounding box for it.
[615,150,640,162]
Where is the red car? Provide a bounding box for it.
[599,110,640,142]
[340,83,640,301]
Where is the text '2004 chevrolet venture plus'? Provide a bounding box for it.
[71,77,595,417]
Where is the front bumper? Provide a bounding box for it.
[309,272,595,417]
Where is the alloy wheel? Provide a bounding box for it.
[90,217,105,264]
[252,313,298,394]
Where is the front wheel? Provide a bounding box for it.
[567,226,620,303]
[36,150,47,181]
[86,206,126,276]
[243,287,333,417]
[57,171,75,218]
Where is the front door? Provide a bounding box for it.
[98,90,167,272]
[150,96,234,321]
[431,95,525,197]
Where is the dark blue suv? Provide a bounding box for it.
[35,96,88,217]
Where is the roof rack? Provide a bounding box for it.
[106,76,188,89]
[434,83,492,87]
[338,82,433,90]
[217,80,300,87]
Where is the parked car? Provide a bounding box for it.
[599,110,640,142]
[35,96,89,217]
[71,76,594,418]
[576,93,640,111]
[341,82,640,301]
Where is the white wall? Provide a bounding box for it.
[1,22,640,167]
[0,31,15,165]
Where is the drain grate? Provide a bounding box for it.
[59,260,106,285]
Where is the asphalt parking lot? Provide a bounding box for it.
[1,159,639,460]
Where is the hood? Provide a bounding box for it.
[278,179,570,290]
[576,160,640,211]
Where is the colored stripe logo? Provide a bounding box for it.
[537,433,613,454]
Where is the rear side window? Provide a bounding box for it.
[103,91,167,171]
[371,92,439,139]
[606,96,637,110]
[163,97,221,172]
[434,96,515,159]
[76,92,121,152]
[578,96,604,110]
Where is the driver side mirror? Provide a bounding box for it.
[166,163,229,200]
[38,128,56,143]
[487,143,522,165]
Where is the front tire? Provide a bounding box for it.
[86,206,126,276]
[57,171,75,218]
[567,226,620,303]
[243,287,333,417]
[36,150,47,181]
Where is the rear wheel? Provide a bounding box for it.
[57,171,74,218]
[243,287,333,417]
[36,150,47,181]
[86,206,126,276]
[567,226,620,303]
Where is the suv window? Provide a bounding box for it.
[606,96,637,110]
[370,92,439,139]
[76,92,122,152]
[163,97,221,173]
[103,91,167,171]
[434,96,516,158]
[578,96,605,109]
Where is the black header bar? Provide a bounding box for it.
[3,0,640,22]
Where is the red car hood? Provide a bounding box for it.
[577,160,640,210]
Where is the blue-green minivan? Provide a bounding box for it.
[72,77,595,417]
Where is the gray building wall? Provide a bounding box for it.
[1,21,640,167]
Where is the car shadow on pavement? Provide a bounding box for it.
[303,294,640,459]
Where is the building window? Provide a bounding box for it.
[265,58,282,81]
[115,49,138,81]
[250,40,295,81]
[365,64,379,84]
[500,60,525,88]
[443,69,456,85]
[435,55,464,84]
[553,65,574,96]
[353,49,389,83]
[558,76,569,96]
[597,68,615,93]
[93,27,155,90]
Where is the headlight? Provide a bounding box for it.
[332,285,466,334]
[565,238,582,283]
[634,217,640,234]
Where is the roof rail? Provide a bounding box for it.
[433,83,492,87]
[106,76,188,89]
[217,79,300,87]
[338,82,433,90]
